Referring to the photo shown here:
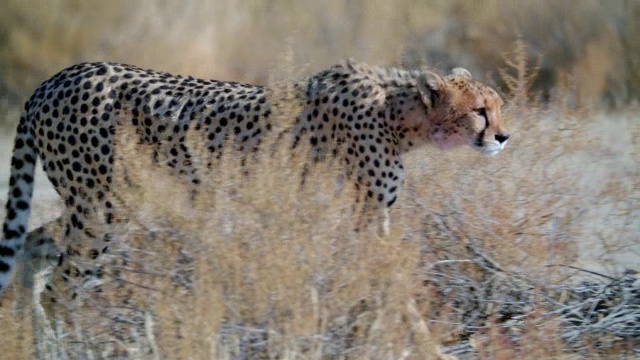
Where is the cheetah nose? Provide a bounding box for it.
[495,134,510,144]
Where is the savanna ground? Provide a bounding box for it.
[0,1,639,359]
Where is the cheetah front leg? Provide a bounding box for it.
[380,208,391,237]
[352,199,392,238]
[359,199,395,239]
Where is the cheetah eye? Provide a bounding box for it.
[474,107,488,129]
[474,107,487,118]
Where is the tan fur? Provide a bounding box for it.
[419,70,509,155]
[1,59,508,310]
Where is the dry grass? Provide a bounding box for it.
[0,3,638,359]
[0,42,637,359]
[40,105,449,358]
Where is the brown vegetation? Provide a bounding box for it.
[0,1,638,359]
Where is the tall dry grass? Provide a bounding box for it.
[0,2,638,358]
[23,102,453,358]
[0,41,636,359]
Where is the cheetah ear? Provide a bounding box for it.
[450,67,472,79]
[417,71,444,107]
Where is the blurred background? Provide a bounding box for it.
[1,0,639,123]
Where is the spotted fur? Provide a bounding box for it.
[0,59,509,297]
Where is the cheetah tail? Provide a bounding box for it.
[0,111,37,295]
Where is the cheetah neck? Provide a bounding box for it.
[386,89,433,154]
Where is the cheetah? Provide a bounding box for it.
[0,59,509,299]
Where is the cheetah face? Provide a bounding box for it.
[462,84,509,157]
[418,68,509,156]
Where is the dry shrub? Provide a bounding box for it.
[104,113,455,358]
[43,46,633,358]
[399,42,637,356]
[403,0,640,107]
[0,34,637,358]
[402,44,581,278]
[498,38,541,109]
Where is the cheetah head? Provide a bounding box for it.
[417,68,509,156]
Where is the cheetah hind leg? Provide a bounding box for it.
[37,207,115,323]
[29,216,84,323]
[21,217,64,290]
[25,216,112,359]
[18,217,68,358]
[17,217,62,313]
